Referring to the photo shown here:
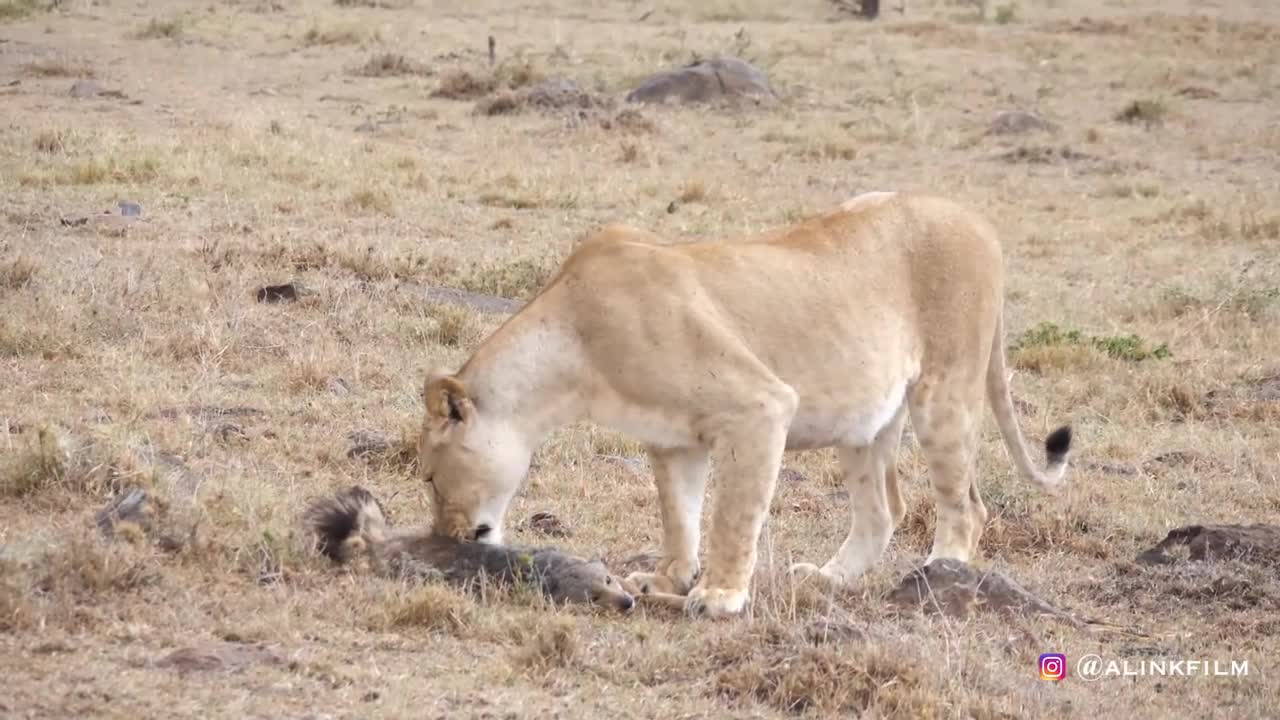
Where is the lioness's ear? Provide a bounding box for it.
[422,372,473,425]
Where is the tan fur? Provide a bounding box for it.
[416,191,1073,618]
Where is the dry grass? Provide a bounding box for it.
[1,0,1278,717]
[352,52,431,77]
[131,17,184,40]
[21,58,94,78]
[0,0,42,21]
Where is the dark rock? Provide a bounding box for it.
[1252,373,1280,402]
[887,558,1070,621]
[596,454,647,476]
[96,487,159,538]
[988,110,1057,135]
[347,430,394,460]
[625,56,778,107]
[521,511,572,538]
[212,423,248,444]
[155,642,283,675]
[804,619,867,645]
[256,282,300,303]
[1137,524,1280,567]
[777,468,807,483]
[69,79,102,98]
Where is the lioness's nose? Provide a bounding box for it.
[472,524,493,541]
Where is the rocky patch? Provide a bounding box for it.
[625,56,778,108]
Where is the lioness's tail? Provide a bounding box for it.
[303,485,390,563]
[987,313,1073,491]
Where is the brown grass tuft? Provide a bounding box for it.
[22,58,95,78]
[711,624,927,715]
[303,24,375,46]
[459,255,559,300]
[344,187,394,214]
[678,179,709,204]
[1115,98,1168,127]
[33,129,66,153]
[132,17,184,40]
[0,255,36,290]
[0,0,42,21]
[431,60,542,100]
[511,616,578,670]
[375,584,474,633]
[353,52,431,77]
[431,67,496,100]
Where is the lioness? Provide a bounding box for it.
[415,191,1072,618]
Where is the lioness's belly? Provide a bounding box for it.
[784,379,910,451]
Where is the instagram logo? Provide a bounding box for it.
[1039,653,1067,681]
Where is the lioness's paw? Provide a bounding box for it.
[655,558,700,590]
[624,571,685,596]
[684,586,748,618]
[787,562,846,588]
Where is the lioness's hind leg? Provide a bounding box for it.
[791,407,906,586]
[967,476,989,555]
[625,446,710,596]
[910,384,983,565]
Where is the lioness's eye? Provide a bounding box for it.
[425,475,435,484]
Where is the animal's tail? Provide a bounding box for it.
[986,312,1073,491]
[303,485,390,563]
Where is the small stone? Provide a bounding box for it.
[1136,524,1280,567]
[69,79,102,98]
[347,430,394,460]
[256,282,300,303]
[596,454,646,476]
[804,619,867,645]
[118,200,142,217]
[778,468,807,483]
[625,56,778,107]
[213,423,248,444]
[988,110,1057,135]
[525,511,572,538]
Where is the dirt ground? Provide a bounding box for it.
[2,0,1279,717]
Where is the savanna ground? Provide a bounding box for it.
[2,0,1279,717]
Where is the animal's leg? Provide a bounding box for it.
[685,385,798,618]
[790,407,907,586]
[967,473,989,556]
[909,381,984,565]
[625,446,710,596]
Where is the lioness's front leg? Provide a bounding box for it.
[685,388,797,618]
[625,446,710,596]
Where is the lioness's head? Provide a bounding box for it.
[417,371,531,545]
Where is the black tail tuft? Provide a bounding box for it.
[1044,425,1073,465]
[303,485,379,563]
